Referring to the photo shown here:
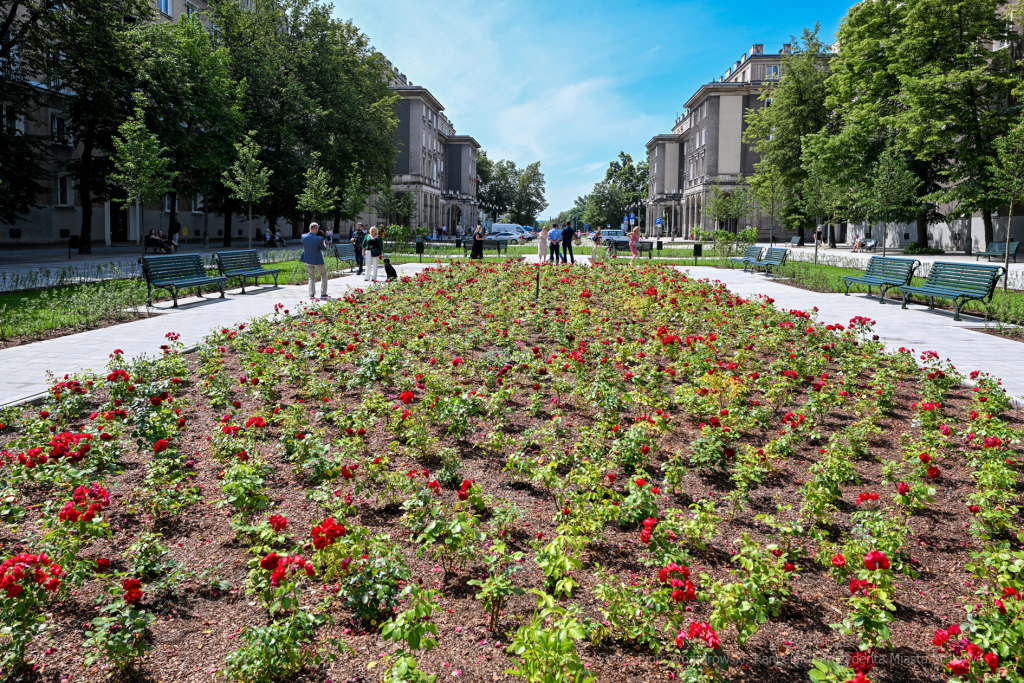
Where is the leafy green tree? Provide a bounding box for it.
[223,132,272,249]
[373,186,416,227]
[478,156,518,221]
[744,25,832,239]
[750,164,787,245]
[296,152,339,228]
[704,183,732,231]
[728,176,759,232]
[992,119,1024,292]
[582,180,627,230]
[30,0,153,253]
[893,0,1017,248]
[108,94,176,256]
[511,162,548,225]
[863,138,919,257]
[136,13,242,248]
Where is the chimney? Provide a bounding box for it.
[725,67,732,78]
[780,44,792,54]
[733,60,741,72]
[750,44,763,55]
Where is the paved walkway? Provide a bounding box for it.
[680,266,1024,403]
[0,263,428,406]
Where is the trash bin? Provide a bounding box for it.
[68,234,80,260]
[693,243,703,258]
[656,240,663,251]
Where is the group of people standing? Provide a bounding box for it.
[537,222,578,263]
[298,221,386,299]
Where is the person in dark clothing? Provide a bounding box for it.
[352,223,366,275]
[561,221,575,263]
[470,226,484,259]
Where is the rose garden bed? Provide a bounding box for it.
[0,260,1021,683]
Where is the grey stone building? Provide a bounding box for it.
[645,44,790,240]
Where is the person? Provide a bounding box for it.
[169,221,181,252]
[470,225,484,259]
[628,226,641,266]
[815,225,823,247]
[852,235,863,252]
[146,229,167,253]
[264,228,274,247]
[363,226,383,281]
[352,223,366,275]
[561,221,576,264]
[156,229,172,252]
[593,225,603,253]
[547,224,562,263]
[275,230,286,247]
[324,227,334,248]
[299,222,329,299]
[538,226,549,261]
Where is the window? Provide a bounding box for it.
[52,175,73,207]
[994,39,1010,51]
[158,0,170,16]
[192,194,205,213]
[765,98,774,108]
[165,194,174,213]
[185,3,198,18]
[2,105,25,135]
[701,129,705,146]
[50,112,70,145]
[766,65,780,79]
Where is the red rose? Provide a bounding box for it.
[831,553,846,568]
[96,558,110,572]
[864,550,890,571]
[260,553,280,571]
[783,562,795,572]
[268,515,287,532]
[153,439,168,453]
[927,466,941,479]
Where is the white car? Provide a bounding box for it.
[488,224,532,242]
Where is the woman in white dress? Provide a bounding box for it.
[538,227,549,261]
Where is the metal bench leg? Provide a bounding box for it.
[844,282,851,296]
[878,285,886,303]
[239,277,246,295]
[219,283,225,299]
[928,296,934,310]
[901,292,909,310]
[953,299,962,322]
[273,274,279,287]
[171,287,179,309]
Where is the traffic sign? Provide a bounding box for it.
[630,213,635,220]
[655,218,662,226]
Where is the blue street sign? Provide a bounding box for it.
[655,218,662,226]
[630,213,635,220]
[584,223,589,228]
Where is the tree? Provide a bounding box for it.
[337,170,368,225]
[136,13,242,248]
[478,156,518,221]
[728,176,759,232]
[0,0,50,225]
[893,0,1017,249]
[373,186,417,227]
[108,93,176,256]
[992,119,1024,292]
[603,152,649,230]
[582,180,627,230]
[863,138,919,257]
[296,152,339,228]
[750,164,787,245]
[743,25,832,238]
[511,162,547,225]
[31,0,153,253]
[223,132,272,249]
[703,183,732,231]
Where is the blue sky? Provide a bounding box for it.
[333,0,855,217]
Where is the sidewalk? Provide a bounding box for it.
[0,263,427,406]
[680,266,1024,403]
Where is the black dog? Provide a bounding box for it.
[383,258,398,281]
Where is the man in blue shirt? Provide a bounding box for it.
[547,225,562,263]
[299,222,328,299]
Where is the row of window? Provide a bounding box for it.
[50,181,207,212]
[157,0,200,19]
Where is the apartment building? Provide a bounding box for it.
[645,43,787,239]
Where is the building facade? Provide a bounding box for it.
[646,44,786,240]
[1,1,481,248]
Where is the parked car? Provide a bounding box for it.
[600,229,631,250]
[488,224,533,241]
[489,231,528,245]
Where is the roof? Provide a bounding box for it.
[389,85,445,114]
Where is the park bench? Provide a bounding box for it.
[729,245,763,269]
[140,254,226,308]
[862,239,877,252]
[842,256,918,302]
[976,241,1019,263]
[789,236,804,247]
[333,243,357,271]
[463,238,508,257]
[145,235,171,253]
[898,261,1005,321]
[609,241,654,258]
[214,250,280,294]
[748,247,789,274]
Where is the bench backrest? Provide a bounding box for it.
[483,239,507,247]
[924,262,1002,296]
[741,246,763,260]
[763,248,789,263]
[334,243,355,259]
[789,237,801,244]
[862,257,917,283]
[141,254,207,282]
[863,239,877,247]
[986,241,1019,255]
[216,250,261,273]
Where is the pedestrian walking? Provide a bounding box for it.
[299,222,329,299]
[538,226,548,261]
[628,226,641,266]
[363,226,383,282]
[470,225,484,259]
[548,224,562,263]
[352,223,366,275]
[561,221,576,263]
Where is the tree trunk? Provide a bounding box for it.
[333,208,340,233]
[267,209,277,243]
[247,204,252,249]
[1005,203,1014,293]
[203,190,209,248]
[982,208,994,249]
[77,122,95,255]
[916,215,929,250]
[223,207,232,248]
[169,190,178,244]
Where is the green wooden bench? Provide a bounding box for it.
[789,236,804,247]
[729,245,763,269]
[749,247,789,274]
[976,241,1019,263]
[333,243,357,271]
[842,256,919,302]
[898,261,1005,321]
[862,238,877,252]
[462,238,508,257]
[140,254,227,308]
[214,250,280,294]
